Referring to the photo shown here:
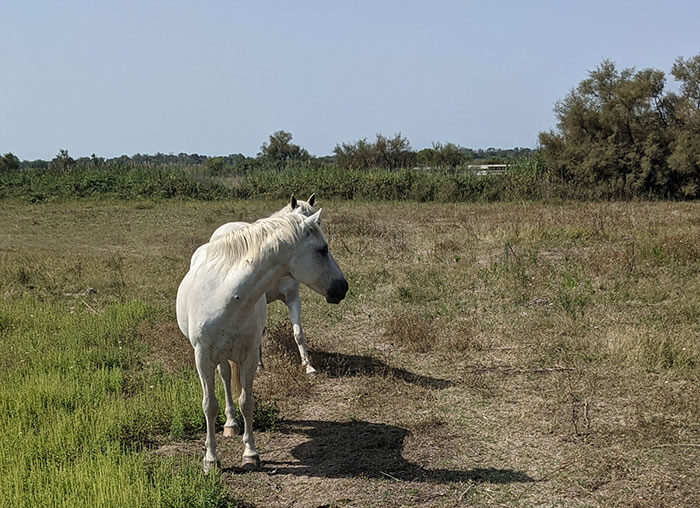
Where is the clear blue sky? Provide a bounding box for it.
[2,0,699,160]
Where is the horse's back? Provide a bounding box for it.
[210,221,248,242]
[177,245,216,343]
[175,268,193,341]
[189,243,209,269]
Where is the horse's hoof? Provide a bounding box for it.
[203,459,221,474]
[241,454,261,471]
[223,425,240,437]
[305,365,318,376]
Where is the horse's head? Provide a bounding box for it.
[288,209,348,304]
[286,193,317,218]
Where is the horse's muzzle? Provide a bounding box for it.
[326,278,348,304]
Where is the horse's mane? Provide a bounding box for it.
[206,213,321,268]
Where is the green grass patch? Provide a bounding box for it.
[0,297,240,507]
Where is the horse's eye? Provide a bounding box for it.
[318,245,329,257]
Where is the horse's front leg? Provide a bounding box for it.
[239,352,261,470]
[195,347,220,473]
[286,287,317,375]
[217,361,241,437]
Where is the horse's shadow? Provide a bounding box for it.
[255,352,530,483]
[310,350,454,390]
[263,419,533,484]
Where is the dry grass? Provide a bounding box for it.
[255,322,314,406]
[383,312,437,353]
[1,198,698,507]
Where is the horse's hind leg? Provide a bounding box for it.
[257,340,264,373]
[217,361,241,437]
[238,354,261,470]
[286,288,317,375]
[195,347,220,473]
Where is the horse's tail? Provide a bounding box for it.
[229,360,242,400]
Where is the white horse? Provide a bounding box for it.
[176,210,348,472]
[193,194,320,374]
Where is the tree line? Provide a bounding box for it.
[2,52,699,199]
[2,135,531,175]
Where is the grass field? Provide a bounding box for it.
[0,198,698,507]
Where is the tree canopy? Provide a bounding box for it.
[333,133,416,170]
[539,54,700,198]
[0,153,20,172]
[417,143,470,169]
[258,130,310,169]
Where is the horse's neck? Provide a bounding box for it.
[230,248,290,306]
[270,205,291,218]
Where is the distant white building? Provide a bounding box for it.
[467,164,508,175]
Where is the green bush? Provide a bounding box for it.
[0,165,232,201]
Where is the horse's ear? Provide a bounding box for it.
[290,195,298,209]
[304,208,322,228]
[307,193,316,206]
